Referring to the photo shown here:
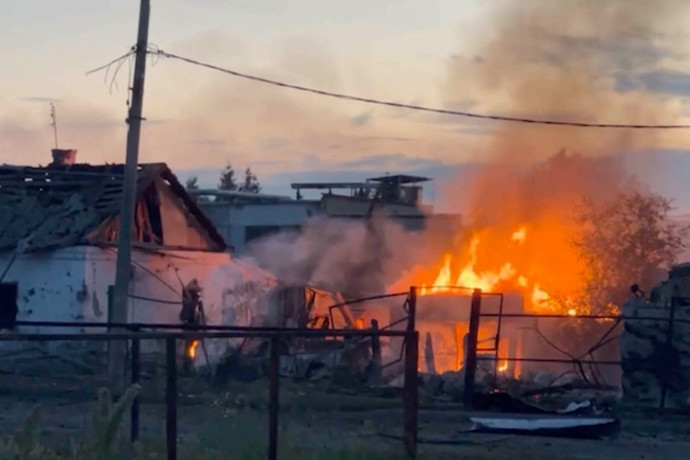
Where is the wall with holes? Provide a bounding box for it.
[0,247,90,334]
[82,246,276,362]
[0,246,276,364]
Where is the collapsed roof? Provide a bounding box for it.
[0,163,225,253]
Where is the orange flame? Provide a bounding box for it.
[411,226,585,316]
[420,236,517,295]
[188,340,199,359]
[401,222,589,377]
[511,226,526,244]
[497,337,509,372]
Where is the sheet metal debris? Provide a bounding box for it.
[470,414,620,439]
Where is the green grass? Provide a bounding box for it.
[0,381,563,460]
[0,404,539,460]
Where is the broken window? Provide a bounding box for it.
[0,282,18,329]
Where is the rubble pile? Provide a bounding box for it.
[621,264,690,409]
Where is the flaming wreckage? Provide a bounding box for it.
[1,158,688,442]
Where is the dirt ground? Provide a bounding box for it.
[1,370,690,459]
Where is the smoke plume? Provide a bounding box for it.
[245,216,427,297]
[247,1,690,302]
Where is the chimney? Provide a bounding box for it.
[50,149,77,166]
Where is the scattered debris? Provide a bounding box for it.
[621,264,690,409]
[470,414,620,439]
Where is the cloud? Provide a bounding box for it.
[616,69,690,97]
[350,111,372,126]
[176,152,457,188]
[546,33,669,73]
[358,135,418,143]
[260,137,286,150]
[189,138,226,147]
[441,0,690,163]
[22,96,63,103]
[6,1,690,193]
[340,153,440,171]
[0,104,126,165]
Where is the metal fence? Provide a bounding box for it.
[4,286,684,458]
[462,289,690,410]
[0,323,420,460]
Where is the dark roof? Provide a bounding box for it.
[367,174,430,184]
[290,182,381,190]
[0,163,225,252]
[290,175,431,190]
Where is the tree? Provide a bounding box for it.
[185,176,209,203]
[238,167,261,193]
[575,190,689,314]
[185,176,199,191]
[218,164,238,191]
[216,164,239,202]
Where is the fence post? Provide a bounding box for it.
[407,286,417,333]
[370,319,382,384]
[463,289,482,409]
[403,287,418,458]
[660,297,678,409]
[131,336,140,443]
[403,330,419,458]
[107,285,115,328]
[166,337,177,460]
[268,335,280,460]
[107,286,114,364]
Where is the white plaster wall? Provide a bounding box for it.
[0,246,275,363]
[0,246,280,333]
[83,247,276,362]
[0,246,88,334]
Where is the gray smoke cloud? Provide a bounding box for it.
[243,216,430,297]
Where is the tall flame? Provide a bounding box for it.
[420,236,517,296]
[399,223,588,376]
[413,226,581,315]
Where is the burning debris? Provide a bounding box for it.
[188,340,200,360]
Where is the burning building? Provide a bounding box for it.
[0,155,275,362]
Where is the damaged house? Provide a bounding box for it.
[0,151,276,355]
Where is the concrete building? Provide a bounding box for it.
[197,174,460,253]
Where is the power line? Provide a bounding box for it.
[150,48,690,130]
[85,48,135,76]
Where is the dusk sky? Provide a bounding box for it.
[3,0,690,210]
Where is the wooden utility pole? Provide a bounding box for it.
[110,0,151,384]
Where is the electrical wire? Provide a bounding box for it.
[128,294,180,305]
[85,48,135,76]
[150,48,690,130]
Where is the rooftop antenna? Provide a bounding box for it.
[49,103,58,148]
